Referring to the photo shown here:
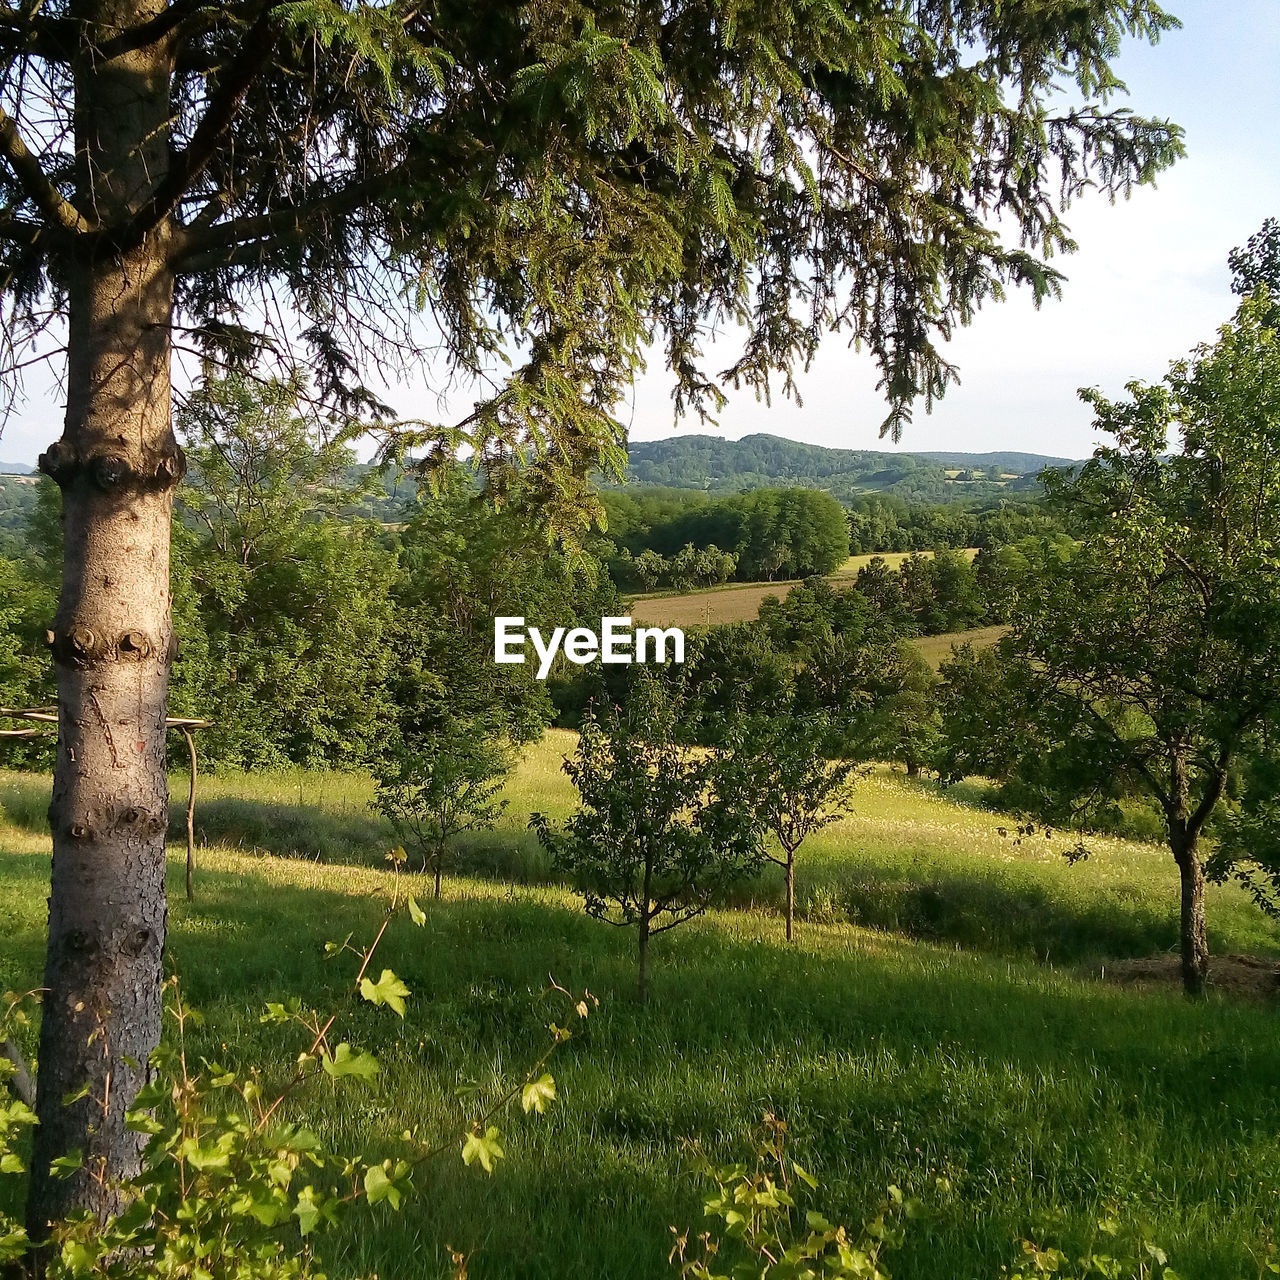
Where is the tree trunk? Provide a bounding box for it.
[637,914,650,1004]
[1166,749,1214,999]
[637,852,654,1003]
[434,856,442,901]
[27,0,180,1234]
[1174,837,1210,997]
[785,853,795,943]
[905,758,920,779]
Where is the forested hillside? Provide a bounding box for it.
[0,475,40,555]
[623,433,1080,500]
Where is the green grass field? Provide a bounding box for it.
[913,624,1009,669]
[2,734,1279,1279]
[627,550,978,628]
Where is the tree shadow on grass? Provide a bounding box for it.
[2,767,1228,968]
[187,796,391,864]
[789,863,1188,965]
[2,854,1278,1279]
[2,798,1261,986]
[1,770,392,864]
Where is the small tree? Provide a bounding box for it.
[736,714,858,941]
[858,642,943,779]
[533,680,761,1002]
[696,544,737,587]
[374,722,510,899]
[671,543,702,591]
[635,549,669,593]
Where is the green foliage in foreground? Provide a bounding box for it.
[0,866,588,1278]
[3,744,1279,1279]
[676,1121,1196,1280]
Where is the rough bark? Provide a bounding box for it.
[1167,749,1211,998]
[27,0,180,1234]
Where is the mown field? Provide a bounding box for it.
[2,733,1279,1280]
[913,624,1009,669]
[628,549,978,628]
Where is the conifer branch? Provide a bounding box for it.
[0,106,97,234]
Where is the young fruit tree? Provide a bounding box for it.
[373,722,510,899]
[532,679,761,1003]
[735,713,857,942]
[943,286,1280,995]
[0,0,1182,1227]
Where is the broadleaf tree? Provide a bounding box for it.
[374,719,511,899]
[944,287,1280,995]
[175,371,399,768]
[0,0,1182,1227]
[532,674,761,1003]
[736,711,857,942]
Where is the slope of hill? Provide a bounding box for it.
[0,461,33,474]
[624,433,1081,502]
[5,744,1278,1280]
[915,449,1079,471]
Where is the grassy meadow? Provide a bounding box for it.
[2,732,1279,1279]
[627,549,978,628]
[912,624,1009,669]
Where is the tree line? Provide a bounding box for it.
[602,486,851,587]
[597,485,1064,591]
[1,387,1040,777]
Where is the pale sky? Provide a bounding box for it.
[2,0,1277,467]
[622,0,1280,458]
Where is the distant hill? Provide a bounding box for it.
[624,433,1081,503]
[916,449,1080,472]
[0,461,33,474]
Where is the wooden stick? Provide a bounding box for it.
[0,707,57,724]
[182,727,198,902]
[0,708,213,729]
[1,1038,35,1107]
